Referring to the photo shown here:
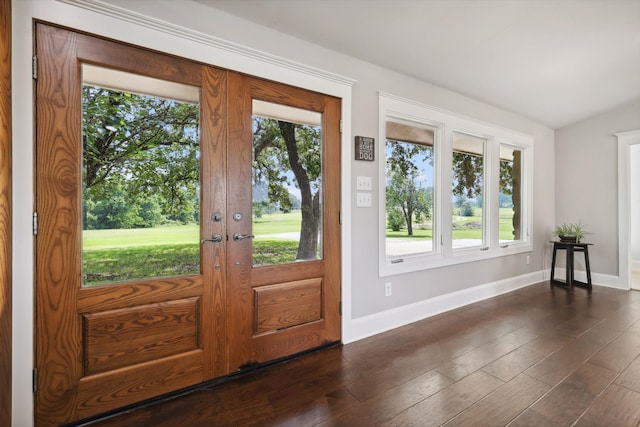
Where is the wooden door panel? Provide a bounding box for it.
[36,23,340,426]
[254,278,322,334]
[35,24,225,426]
[35,24,83,425]
[226,73,341,372]
[76,350,203,419]
[83,297,200,375]
[77,278,203,312]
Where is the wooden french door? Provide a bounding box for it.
[226,74,341,370]
[35,24,341,426]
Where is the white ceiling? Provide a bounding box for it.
[195,0,640,129]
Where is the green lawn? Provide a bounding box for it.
[82,208,519,285]
[83,224,199,249]
[253,211,302,234]
[82,212,304,285]
[385,208,518,240]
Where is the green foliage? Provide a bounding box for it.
[387,208,405,232]
[82,85,200,230]
[253,117,321,259]
[553,221,589,242]
[459,201,475,217]
[452,151,483,198]
[500,158,514,195]
[386,140,432,235]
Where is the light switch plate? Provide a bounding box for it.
[356,176,372,191]
[356,192,372,207]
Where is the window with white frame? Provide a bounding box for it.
[384,119,437,259]
[379,93,532,276]
[452,131,486,251]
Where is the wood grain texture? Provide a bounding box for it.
[525,362,617,426]
[77,277,203,312]
[254,278,322,334]
[200,64,228,380]
[35,25,211,426]
[443,374,550,426]
[79,284,640,427]
[575,383,640,426]
[0,0,11,425]
[35,24,83,426]
[83,298,200,374]
[77,350,203,419]
[226,72,341,371]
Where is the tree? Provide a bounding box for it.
[253,117,322,260]
[459,201,474,217]
[385,140,432,235]
[82,85,200,229]
[387,208,405,232]
[452,151,483,198]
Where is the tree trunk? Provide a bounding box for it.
[512,150,521,240]
[278,121,319,259]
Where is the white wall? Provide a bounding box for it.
[555,101,640,278]
[105,0,557,318]
[632,145,640,263]
[12,0,555,424]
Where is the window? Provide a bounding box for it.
[500,144,524,243]
[379,93,532,276]
[81,65,201,286]
[452,132,486,250]
[384,119,436,259]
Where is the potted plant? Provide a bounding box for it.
[553,221,589,243]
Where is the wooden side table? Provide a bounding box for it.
[550,241,593,291]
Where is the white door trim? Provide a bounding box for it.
[616,129,640,290]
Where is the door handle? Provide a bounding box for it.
[233,233,255,241]
[201,234,223,244]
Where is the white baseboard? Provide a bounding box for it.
[343,270,545,344]
[552,268,624,289]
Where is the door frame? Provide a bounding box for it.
[617,130,640,290]
[12,3,354,424]
[0,0,12,425]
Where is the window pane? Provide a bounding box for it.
[252,100,323,267]
[452,132,485,249]
[385,120,435,259]
[82,65,201,286]
[500,145,523,242]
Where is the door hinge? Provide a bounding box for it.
[339,301,342,316]
[339,210,342,225]
[32,55,37,80]
[32,212,38,235]
[339,120,343,134]
[32,368,38,393]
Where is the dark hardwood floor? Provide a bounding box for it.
[85,283,640,426]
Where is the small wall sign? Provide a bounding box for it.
[355,136,375,161]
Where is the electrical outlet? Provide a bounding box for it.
[385,282,392,296]
[526,255,530,265]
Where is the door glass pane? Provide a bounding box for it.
[252,100,322,267]
[81,64,201,286]
[385,119,436,259]
[452,132,485,249]
[500,145,523,242]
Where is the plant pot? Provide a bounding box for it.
[559,235,577,243]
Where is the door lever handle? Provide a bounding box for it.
[201,234,223,244]
[233,233,255,241]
